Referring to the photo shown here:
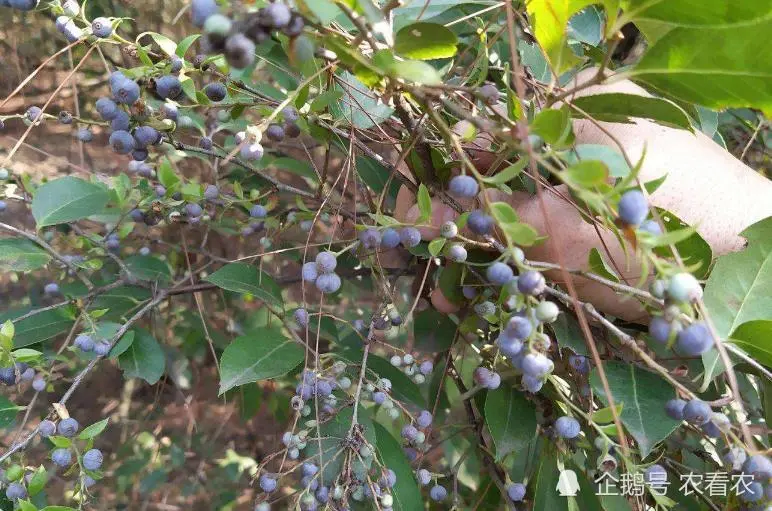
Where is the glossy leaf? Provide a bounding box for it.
[118,328,165,384]
[588,248,620,283]
[485,387,538,460]
[652,209,712,279]
[0,395,22,428]
[205,263,283,309]
[331,71,394,129]
[590,361,680,457]
[373,422,423,511]
[570,93,692,131]
[395,22,458,60]
[0,308,75,349]
[218,328,304,394]
[729,320,772,369]
[0,239,51,272]
[31,177,109,228]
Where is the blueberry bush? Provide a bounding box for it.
[0,0,770,509]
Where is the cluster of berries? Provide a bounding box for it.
[389,354,433,385]
[300,251,343,294]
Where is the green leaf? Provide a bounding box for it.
[428,238,446,257]
[589,361,680,457]
[0,395,22,428]
[621,0,769,26]
[331,71,394,129]
[0,239,51,272]
[730,320,772,369]
[704,217,772,339]
[125,255,172,283]
[490,201,519,224]
[305,407,375,485]
[591,403,624,424]
[266,156,319,182]
[387,60,442,85]
[17,500,37,511]
[0,308,75,349]
[31,177,110,228]
[570,93,693,131]
[629,19,772,115]
[27,465,47,496]
[551,313,588,356]
[47,436,71,448]
[218,328,304,394]
[651,209,712,279]
[78,418,109,440]
[137,31,177,57]
[175,34,200,57]
[373,422,423,511]
[561,160,609,187]
[157,158,180,188]
[339,349,425,407]
[562,144,631,178]
[588,248,619,283]
[310,90,344,112]
[485,387,537,460]
[526,0,618,74]
[205,263,283,309]
[297,0,342,24]
[413,309,456,353]
[483,159,528,185]
[394,22,458,60]
[118,328,165,384]
[11,348,42,363]
[531,107,575,148]
[417,184,432,222]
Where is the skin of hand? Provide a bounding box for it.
[390,69,772,321]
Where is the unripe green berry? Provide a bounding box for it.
[440,221,458,238]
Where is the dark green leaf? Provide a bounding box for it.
[570,93,693,131]
[0,308,75,349]
[413,309,456,353]
[395,22,458,60]
[31,177,109,227]
[0,395,22,428]
[305,407,375,485]
[729,320,772,369]
[0,239,51,272]
[588,248,619,283]
[205,263,283,309]
[589,361,680,457]
[125,255,171,283]
[651,209,712,279]
[331,71,394,129]
[373,422,423,511]
[218,328,304,394]
[118,328,165,384]
[484,387,537,460]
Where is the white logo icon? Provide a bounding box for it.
[557,469,580,497]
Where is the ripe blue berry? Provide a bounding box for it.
[639,219,662,235]
[110,110,130,131]
[94,340,111,356]
[261,2,292,28]
[225,33,256,69]
[743,454,772,481]
[74,334,94,352]
[668,272,702,302]
[417,468,431,486]
[682,399,711,425]
[618,190,648,226]
[554,416,581,439]
[416,410,432,428]
[315,251,337,273]
[154,185,166,197]
[315,273,341,294]
[473,367,501,390]
[111,76,140,105]
[429,485,447,501]
[161,103,178,121]
[676,322,713,356]
[92,17,112,37]
[20,367,34,381]
[204,82,227,102]
[204,184,219,201]
[59,111,73,124]
[301,262,318,283]
[83,449,103,470]
[0,201,7,213]
[240,142,264,161]
[447,243,467,262]
[448,175,479,198]
[109,130,135,154]
[259,474,277,493]
[26,106,43,123]
[517,270,546,296]
[5,482,26,501]
[522,353,553,378]
[283,107,299,122]
[266,123,285,142]
[76,128,93,142]
[133,126,160,148]
[155,75,182,100]
[52,448,72,467]
[487,262,513,285]
[380,228,400,249]
[739,481,763,502]
[467,210,493,235]
[44,282,60,295]
[399,227,421,248]
[373,391,387,405]
[401,424,418,441]
[170,56,183,73]
[419,361,433,375]
[507,482,526,502]
[569,355,590,374]
[359,228,381,249]
[504,315,533,340]
[644,464,667,489]
[58,417,79,437]
[38,420,55,438]
[522,374,544,393]
[648,316,672,344]
[191,0,218,26]
[32,378,46,392]
[186,203,203,218]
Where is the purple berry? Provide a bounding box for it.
[429,485,447,501]
[155,75,182,100]
[32,377,46,392]
[359,228,381,249]
[467,210,493,235]
[259,474,277,493]
[554,416,581,439]
[487,262,513,286]
[568,355,590,374]
[401,424,418,441]
[76,128,93,142]
[315,273,341,294]
[301,262,318,283]
[225,33,256,69]
[447,243,467,262]
[507,482,526,502]
[109,130,135,154]
[92,17,112,37]
[419,361,433,375]
[639,219,662,235]
[38,420,55,438]
[743,454,772,481]
[517,270,545,296]
[416,410,432,428]
[204,184,219,201]
[618,190,648,226]
[250,205,267,218]
[315,251,337,273]
[448,175,479,198]
[381,228,400,249]
[94,340,111,356]
[133,126,160,148]
[676,322,713,356]
[186,203,203,218]
[74,334,94,352]
[417,468,431,486]
[83,449,103,470]
[44,282,60,295]
[58,417,79,437]
[5,482,26,501]
[648,316,671,344]
[682,399,711,425]
[52,448,72,467]
[111,76,140,105]
[399,227,421,248]
[266,123,285,141]
[521,353,553,378]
